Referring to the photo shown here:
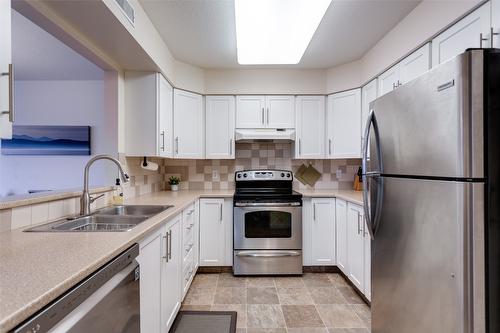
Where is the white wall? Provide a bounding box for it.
[326,0,483,92]
[0,80,117,196]
[204,68,326,94]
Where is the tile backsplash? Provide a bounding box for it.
[161,143,361,191]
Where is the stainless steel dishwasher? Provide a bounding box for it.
[13,244,140,333]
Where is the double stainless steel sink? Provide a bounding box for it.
[25,205,172,232]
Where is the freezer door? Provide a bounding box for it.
[368,50,485,179]
[371,177,484,333]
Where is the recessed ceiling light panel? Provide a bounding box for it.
[235,0,332,65]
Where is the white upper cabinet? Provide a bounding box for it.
[399,43,431,83]
[0,1,12,139]
[236,96,266,128]
[347,203,365,291]
[125,72,173,157]
[432,3,491,66]
[310,198,336,265]
[335,199,348,275]
[326,89,361,159]
[493,0,500,47]
[266,96,295,128]
[294,96,325,159]
[173,89,204,159]
[361,79,378,139]
[378,43,431,97]
[236,95,294,128]
[205,96,235,159]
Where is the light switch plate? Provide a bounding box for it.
[212,169,220,181]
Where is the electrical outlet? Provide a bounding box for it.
[212,169,220,181]
[336,168,342,179]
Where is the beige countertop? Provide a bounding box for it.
[0,188,363,332]
[299,189,364,206]
[0,190,232,333]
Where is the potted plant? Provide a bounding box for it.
[168,176,180,191]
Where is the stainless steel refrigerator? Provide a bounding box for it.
[362,49,500,333]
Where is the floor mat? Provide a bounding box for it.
[170,311,237,333]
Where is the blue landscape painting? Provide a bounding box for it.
[1,125,91,155]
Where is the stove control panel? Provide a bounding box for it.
[235,170,292,181]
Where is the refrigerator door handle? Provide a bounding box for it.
[362,110,384,240]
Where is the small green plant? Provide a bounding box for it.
[168,176,180,185]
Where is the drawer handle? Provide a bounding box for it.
[236,251,300,258]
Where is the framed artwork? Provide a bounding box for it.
[1,125,91,155]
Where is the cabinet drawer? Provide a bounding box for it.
[183,204,196,241]
[183,249,195,281]
[183,235,195,262]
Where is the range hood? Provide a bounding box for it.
[235,129,295,142]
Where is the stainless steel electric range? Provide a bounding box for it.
[233,170,303,275]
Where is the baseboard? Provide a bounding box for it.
[197,266,233,273]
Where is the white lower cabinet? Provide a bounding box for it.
[335,199,348,274]
[363,218,371,301]
[199,198,233,266]
[138,213,182,333]
[347,203,365,291]
[310,198,336,265]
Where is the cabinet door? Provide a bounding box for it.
[0,0,12,139]
[493,0,500,48]
[295,96,325,159]
[335,199,348,274]
[138,229,163,333]
[378,64,399,97]
[206,96,235,159]
[347,203,364,291]
[311,198,336,265]
[363,217,371,301]
[326,89,361,159]
[432,3,491,66]
[399,43,431,84]
[199,198,226,266]
[361,79,378,158]
[266,96,294,128]
[161,215,182,332]
[173,89,204,158]
[236,96,266,128]
[158,75,173,158]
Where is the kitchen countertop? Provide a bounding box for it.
[0,189,363,332]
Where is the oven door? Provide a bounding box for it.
[234,203,302,250]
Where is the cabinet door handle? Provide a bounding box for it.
[491,27,499,48]
[229,138,233,156]
[160,131,165,151]
[266,107,269,124]
[328,139,332,155]
[1,64,14,122]
[313,203,316,221]
[163,234,169,262]
[480,33,489,48]
[298,139,302,155]
[219,203,223,222]
[261,108,265,124]
[168,230,172,260]
[175,137,179,155]
[357,214,362,235]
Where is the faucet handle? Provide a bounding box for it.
[89,193,105,204]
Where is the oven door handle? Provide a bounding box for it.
[234,202,301,207]
[235,250,301,258]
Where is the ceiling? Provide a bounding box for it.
[140,0,421,70]
[12,10,104,80]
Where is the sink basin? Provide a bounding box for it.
[24,205,173,232]
[96,205,172,216]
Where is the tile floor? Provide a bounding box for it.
[180,273,371,333]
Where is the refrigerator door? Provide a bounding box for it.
[371,177,485,333]
[368,50,485,179]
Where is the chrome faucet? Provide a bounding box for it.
[80,155,129,215]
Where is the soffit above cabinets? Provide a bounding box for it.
[140,0,420,69]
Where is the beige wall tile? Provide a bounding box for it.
[31,203,49,225]
[11,206,32,230]
[0,209,12,232]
